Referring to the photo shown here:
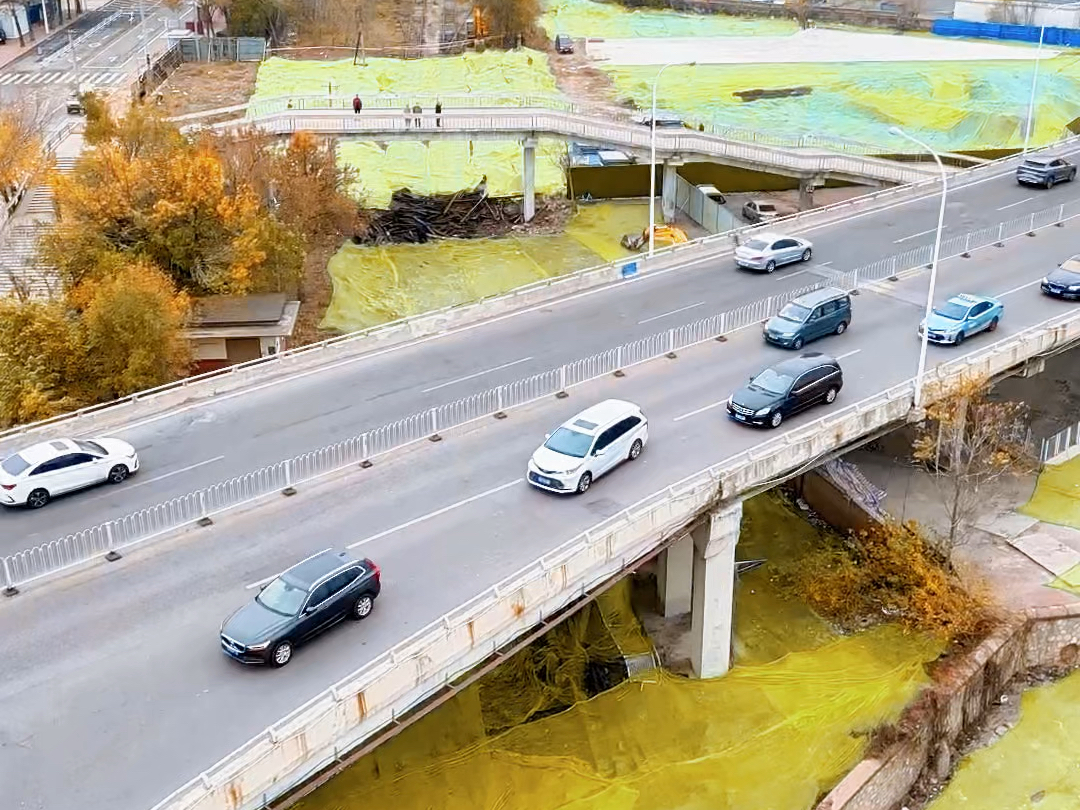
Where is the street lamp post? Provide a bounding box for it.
[1023,1,1080,154]
[648,61,695,257]
[890,126,947,411]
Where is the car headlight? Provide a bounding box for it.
[1041,277,1049,285]
[246,640,271,652]
[754,407,771,417]
[1068,285,1080,292]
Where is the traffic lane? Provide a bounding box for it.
[3,212,1071,551]
[0,281,1067,810]
[79,7,178,70]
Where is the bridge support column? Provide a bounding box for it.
[522,136,537,223]
[661,157,684,224]
[798,176,823,211]
[657,533,693,618]
[690,501,742,679]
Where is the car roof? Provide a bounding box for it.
[10,439,78,465]
[750,199,777,206]
[946,293,996,308]
[767,352,839,376]
[563,399,642,434]
[1060,256,1080,272]
[792,286,847,308]
[282,549,357,588]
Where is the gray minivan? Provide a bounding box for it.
[763,287,851,350]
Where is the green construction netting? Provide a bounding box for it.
[540,0,797,38]
[1021,454,1080,532]
[319,201,649,332]
[927,668,1080,810]
[295,494,941,810]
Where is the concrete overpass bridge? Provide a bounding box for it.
[188,95,959,221]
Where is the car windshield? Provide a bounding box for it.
[776,302,811,323]
[933,301,971,321]
[744,239,769,251]
[1,453,30,476]
[256,577,308,616]
[544,427,593,458]
[1021,160,1048,169]
[749,368,794,395]
[73,439,107,456]
[758,203,777,212]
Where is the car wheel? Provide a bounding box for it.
[351,593,374,620]
[107,464,129,484]
[792,336,804,350]
[955,330,966,345]
[835,321,848,335]
[628,439,643,461]
[825,386,838,404]
[765,260,777,273]
[27,488,50,509]
[1046,176,1055,189]
[769,411,783,429]
[1071,169,1077,182]
[270,641,293,668]
[575,472,592,494]
[987,317,999,332]
[801,248,812,262]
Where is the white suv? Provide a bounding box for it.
[527,399,648,495]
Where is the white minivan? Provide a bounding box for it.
[527,399,648,495]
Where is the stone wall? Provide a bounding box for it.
[815,606,1080,810]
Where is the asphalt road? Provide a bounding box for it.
[1,221,1077,810]
[4,159,1080,551]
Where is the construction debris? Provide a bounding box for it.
[734,86,812,102]
[356,180,525,244]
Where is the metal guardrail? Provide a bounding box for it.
[5,194,1080,593]
[1,132,1076,447]
[145,303,1080,810]
[218,109,944,185]
[1040,419,1080,463]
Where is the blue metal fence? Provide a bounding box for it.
[932,19,1080,47]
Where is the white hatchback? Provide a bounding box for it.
[527,399,648,495]
[0,438,140,509]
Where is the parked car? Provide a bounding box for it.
[0,438,139,509]
[1016,155,1075,188]
[735,232,813,273]
[918,293,1003,346]
[763,287,851,349]
[527,399,648,494]
[696,184,726,204]
[554,33,574,53]
[634,112,684,129]
[727,352,843,429]
[741,199,780,224]
[1041,255,1080,300]
[220,549,381,667]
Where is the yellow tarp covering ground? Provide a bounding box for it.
[336,139,566,209]
[1021,454,1080,531]
[928,669,1080,810]
[296,495,941,810]
[320,202,648,332]
[540,0,797,38]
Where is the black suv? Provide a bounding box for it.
[1016,155,1076,188]
[220,549,381,667]
[727,352,843,429]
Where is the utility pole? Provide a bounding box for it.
[68,29,82,95]
[139,0,149,68]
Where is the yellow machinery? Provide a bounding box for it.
[621,224,689,251]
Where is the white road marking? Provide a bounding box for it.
[673,399,729,422]
[421,356,534,393]
[835,349,862,360]
[124,455,225,490]
[997,196,1034,211]
[783,269,810,280]
[999,278,1043,297]
[893,227,938,244]
[637,301,705,325]
[346,479,522,549]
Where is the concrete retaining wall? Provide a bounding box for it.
[816,607,1080,810]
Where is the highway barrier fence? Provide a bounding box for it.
[145,305,1080,810]
[4,195,1080,596]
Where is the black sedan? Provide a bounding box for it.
[1042,256,1080,300]
[727,352,843,429]
[220,549,381,667]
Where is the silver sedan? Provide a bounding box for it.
[734,233,813,273]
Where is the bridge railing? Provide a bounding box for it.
[5,194,1080,595]
[1041,419,1080,464]
[1,134,1075,448]
[143,302,1080,810]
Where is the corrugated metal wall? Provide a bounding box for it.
[932,19,1080,47]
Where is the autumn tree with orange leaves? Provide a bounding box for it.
[0,100,48,213]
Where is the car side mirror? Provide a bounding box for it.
[594,447,606,457]
[545,433,551,439]
[303,605,316,615]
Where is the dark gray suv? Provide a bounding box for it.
[220,549,381,667]
[1016,155,1076,188]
